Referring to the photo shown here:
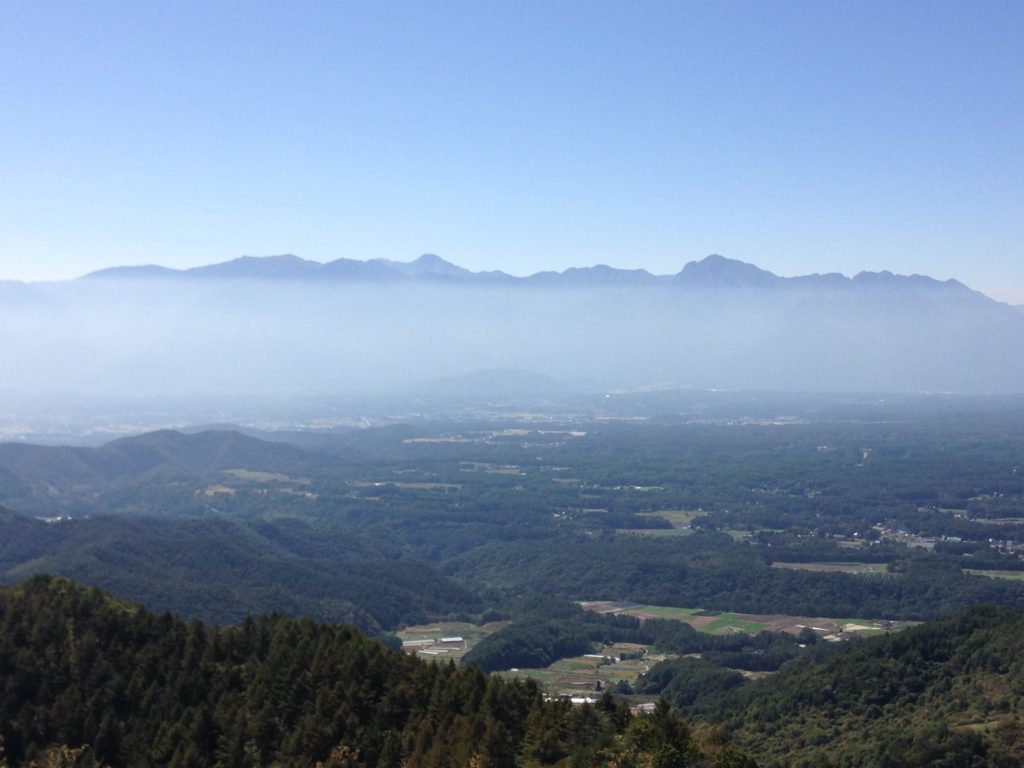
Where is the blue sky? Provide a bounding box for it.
[2,1,1023,301]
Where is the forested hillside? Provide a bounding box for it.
[668,605,1024,767]
[0,577,748,768]
[0,430,317,514]
[8,578,1024,766]
[0,509,478,633]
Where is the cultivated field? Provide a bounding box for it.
[397,621,509,662]
[616,527,693,537]
[501,642,671,697]
[637,510,707,527]
[770,561,890,575]
[618,509,707,536]
[580,601,914,638]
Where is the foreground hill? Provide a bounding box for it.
[0,576,737,768]
[6,577,1024,767]
[690,605,1024,767]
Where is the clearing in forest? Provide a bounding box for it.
[501,642,669,698]
[579,601,914,638]
[397,621,509,661]
[770,561,890,575]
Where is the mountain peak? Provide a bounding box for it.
[851,270,978,299]
[366,253,473,279]
[676,254,781,287]
[408,253,471,277]
[84,264,181,279]
[188,254,322,279]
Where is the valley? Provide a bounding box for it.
[3,394,1024,765]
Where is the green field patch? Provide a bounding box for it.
[616,527,693,537]
[843,627,886,636]
[636,510,707,527]
[581,601,915,638]
[702,614,769,635]
[964,569,1024,581]
[771,561,889,575]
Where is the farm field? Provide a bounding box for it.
[580,601,914,638]
[770,561,890,575]
[618,509,707,536]
[616,527,693,537]
[637,510,707,527]
[397,621,509,662]
[501,642,670,698]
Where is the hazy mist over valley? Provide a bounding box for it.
[3,253,1022,416]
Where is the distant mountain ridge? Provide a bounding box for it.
[4,253,1021,397]
[82,252,991,302]
[84,253,507,283]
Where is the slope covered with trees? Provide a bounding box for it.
[670,605,1024,767]
[0,576,746,768]
[0,510,479,634]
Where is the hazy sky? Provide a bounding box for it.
[2,1,1023,302]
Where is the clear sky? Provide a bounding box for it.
[2,1,1023,302]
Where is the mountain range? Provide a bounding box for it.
[2,253,1023,398]
[81,252,993,302]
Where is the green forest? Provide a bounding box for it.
[0,576,748,768]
